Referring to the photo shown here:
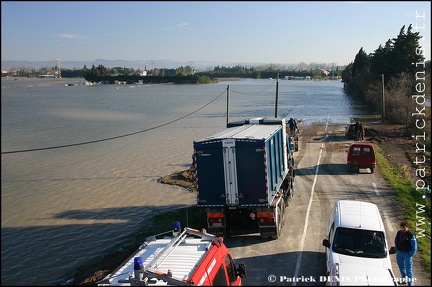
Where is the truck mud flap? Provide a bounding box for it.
[259,227,278,238]
[259,198,284,239]
[208,227,227,237]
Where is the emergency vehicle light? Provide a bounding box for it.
[134,257,143,270]
[173,221,181,232]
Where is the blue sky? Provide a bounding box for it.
[1,1,430,67]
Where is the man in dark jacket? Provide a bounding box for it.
[354,121,363,140]
[288,118,299,136]
[394,221,418,285]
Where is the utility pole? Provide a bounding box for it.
[56,58,61,79]
[275,73,279,118]
[226,85,230,125]
[381,74,385,121]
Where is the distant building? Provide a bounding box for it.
[137,70,147,76]
[317,69,330,76]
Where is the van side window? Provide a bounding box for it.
[225,254,236,284]
[352,147,361,156]
[212,264,228,286]
[363,147,371,156]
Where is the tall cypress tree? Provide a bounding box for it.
[343,24,426,103]
[389,24,425,79]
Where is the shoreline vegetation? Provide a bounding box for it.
[69,117,430,286]
[82,74,219,85]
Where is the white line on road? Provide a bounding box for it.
[292,118,328,286]
[372,182,380,195]
[373,183,394,232]
[383,210,395,232]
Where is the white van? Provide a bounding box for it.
[322,200,397,286]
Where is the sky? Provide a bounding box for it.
[1,1,431,67]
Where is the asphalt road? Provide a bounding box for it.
[224,123,430,286]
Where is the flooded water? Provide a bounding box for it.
[1,77,367,285]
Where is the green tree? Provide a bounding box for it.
[343,24,427,126]
[351,47,370,78]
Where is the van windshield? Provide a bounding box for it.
[332,227,386,258]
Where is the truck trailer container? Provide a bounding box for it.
[193,117,296,239]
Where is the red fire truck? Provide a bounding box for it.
[97,222,246,286]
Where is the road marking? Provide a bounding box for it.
[292,122,327,286]
[373,183,394,232]
[383,210,394,232]
[372,182,380,195]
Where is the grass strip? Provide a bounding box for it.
[375,145,431,271]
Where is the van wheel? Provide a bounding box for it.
[370,167,375,174]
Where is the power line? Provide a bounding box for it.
[230,78,276,95]
[2,89,226,155]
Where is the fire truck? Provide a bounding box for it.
[97,222,246,286]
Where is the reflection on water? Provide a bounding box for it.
[1,78,367,285]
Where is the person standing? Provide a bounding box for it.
[354,121,363,140]
[394,221,418,285]
[288,118,299,136]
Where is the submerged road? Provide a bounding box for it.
[224,122,430,286]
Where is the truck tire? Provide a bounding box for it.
[280,198,286,228]
[370,167,375,174]
[271,200,284,239]
[290,173,294,196]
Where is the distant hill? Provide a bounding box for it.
[1,59,299,71]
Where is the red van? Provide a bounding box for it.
[347,142,376,173]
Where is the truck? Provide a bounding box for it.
[193,117,296,239]
[97,222,246,286]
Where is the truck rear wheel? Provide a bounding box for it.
[271,201,284,239]
[280,198,286,228]
[290,175,294,197]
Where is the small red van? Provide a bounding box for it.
[347,142,376,173]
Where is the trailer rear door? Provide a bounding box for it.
[234,139,267,205]
[195,140,226,206]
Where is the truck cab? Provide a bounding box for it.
[98,223,246,286]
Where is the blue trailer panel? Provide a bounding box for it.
[194,140,226,206]
[194,119,288,207]
[231,139,267,205]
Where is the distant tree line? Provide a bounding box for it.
[81,64,217,84]
[3,62,341,81]
[342,24,430,133]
